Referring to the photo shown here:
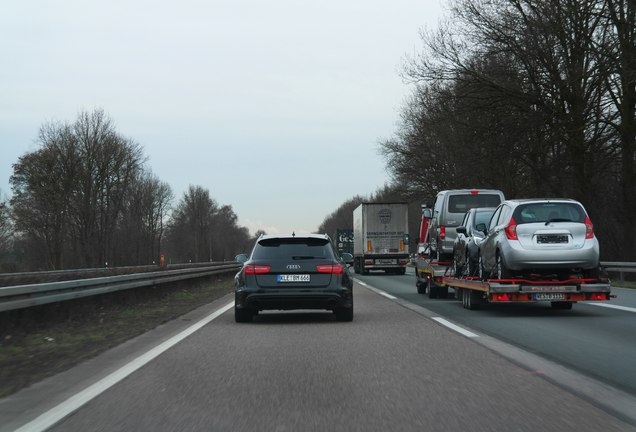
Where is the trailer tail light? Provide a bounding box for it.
[439,226,446,240]
[505,217,518,240]
[316,264,344,274]
[399,258,408,265]
[492,293,510,302]
[584,216,594,239]
[589,293,607,301]
[367,240,373,252]
[364,259,373,266]
[244,265,271,275]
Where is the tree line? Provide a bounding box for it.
[376,0,634,260]
[318,0,634,261]
[0,109,256,272]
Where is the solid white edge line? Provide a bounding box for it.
[14,301,235,432]
[431,317,479,338]
[587,302,636,313]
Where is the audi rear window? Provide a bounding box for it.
[448,194,502,213]
[514,203,586,224]
[251,238,335,260]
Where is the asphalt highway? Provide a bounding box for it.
[356,268,636,398]
[2,277,635,431]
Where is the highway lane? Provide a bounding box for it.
[356,268,636,398]
[6,283,626,431]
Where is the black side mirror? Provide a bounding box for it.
[456,226,467,235]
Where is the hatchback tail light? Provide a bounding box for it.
[316,264,344,274]
[244,265,271,275]
[584,215,594,239]
[439,226,446,240]
[505,217,518,240]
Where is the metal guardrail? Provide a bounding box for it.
[0,262,242,313]
[601,261,636,281]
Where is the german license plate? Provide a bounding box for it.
[277,274,310,283]
[377,259,396,264]
[535,292,565,301]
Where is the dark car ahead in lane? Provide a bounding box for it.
[234,233,354,322]
[453,207,496,276]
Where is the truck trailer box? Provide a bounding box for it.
[353,202,409,274]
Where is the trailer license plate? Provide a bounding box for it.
[277,274,310,283]
[535,292,565,301]
[377,259,397,264]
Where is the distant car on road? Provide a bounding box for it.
[453,207,496,276]
[234,233,354,322]
[478,199,600,279]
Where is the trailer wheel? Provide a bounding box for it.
[416,281,424,294]
[466,290,481,310]
[551,301,573,310]
[428,279,438,299]
[353,258,360,274]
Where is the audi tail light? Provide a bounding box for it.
[505,217,518,240]
[244,265,271,275]
[584,215,594,239]
[316,264,344,274]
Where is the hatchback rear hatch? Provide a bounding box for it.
[250,237,337,288]
[512,202,590,250]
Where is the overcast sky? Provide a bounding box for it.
[1,0,446,234]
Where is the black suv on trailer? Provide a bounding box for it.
[234,233,354,322]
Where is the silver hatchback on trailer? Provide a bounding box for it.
[479,199,600,279]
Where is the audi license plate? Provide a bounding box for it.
[535,292,565,301]
[277,274,310,283]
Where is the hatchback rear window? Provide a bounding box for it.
[448,194,502,213]
[251,238,335,260]
[514,203,586,224]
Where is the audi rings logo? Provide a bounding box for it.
[286,264,301,270]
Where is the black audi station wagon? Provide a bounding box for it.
[234,233,354,322]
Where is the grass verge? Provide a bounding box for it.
[0,276,234,398]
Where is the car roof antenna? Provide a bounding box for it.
[292,231,296,237]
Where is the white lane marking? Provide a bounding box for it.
[431,317,480,338]
[15,301,235,432]
[587,302,636,313]
[358,281,397,300]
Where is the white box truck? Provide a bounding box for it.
[353,203,409,275]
